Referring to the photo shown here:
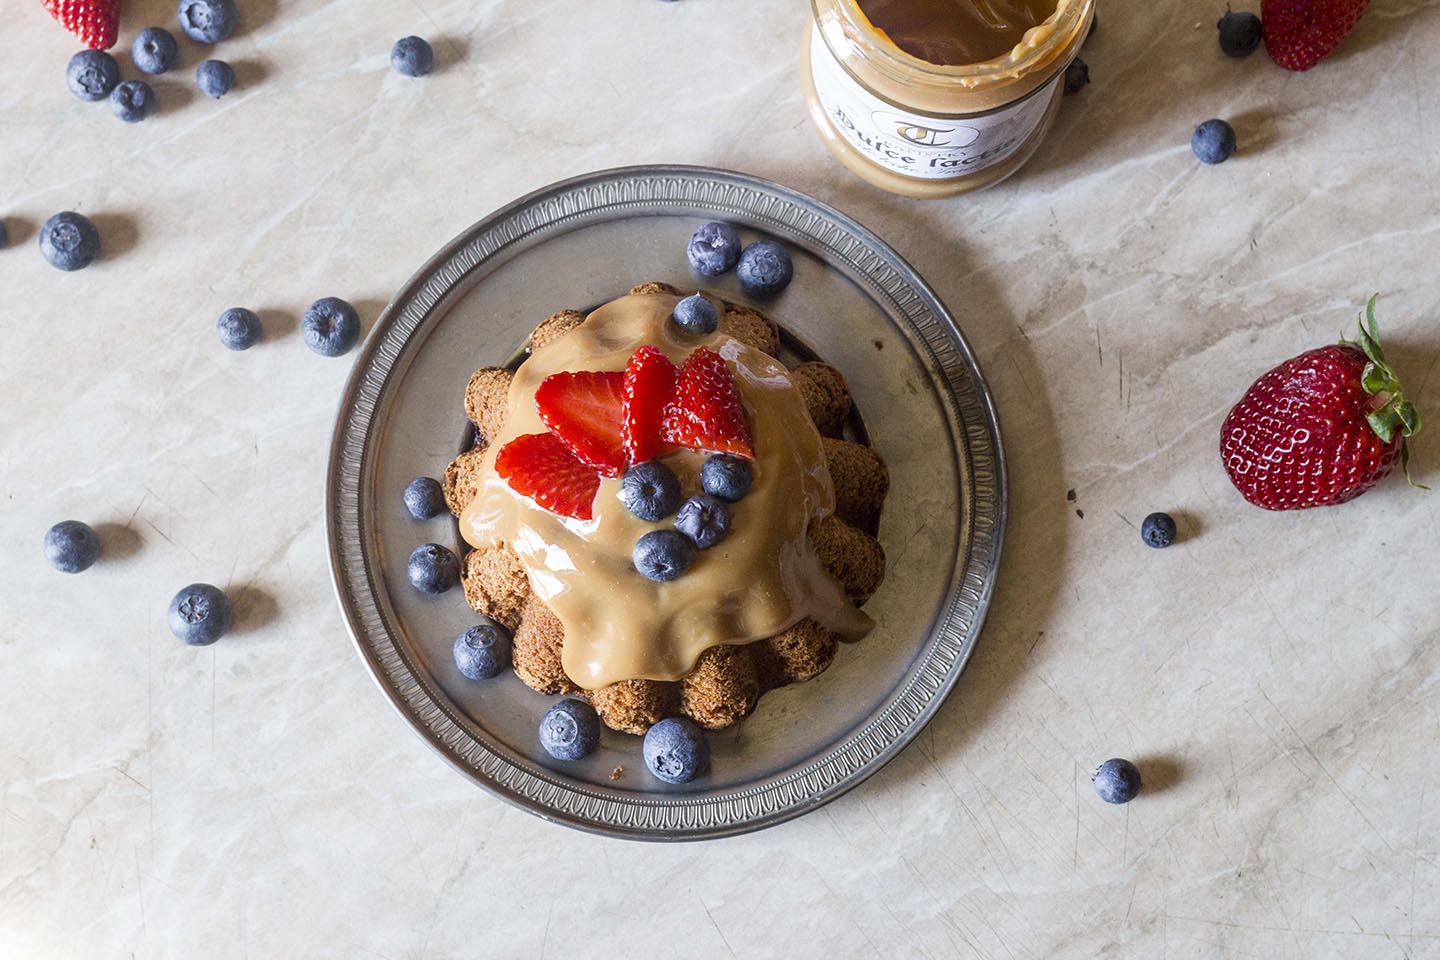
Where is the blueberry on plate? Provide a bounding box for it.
[39,212,100,272]
[539,698,600,761]
[195,59,236,98]
[453,623,512,680]
[44,520,100,573]
[735,240,793,298]
[633,529,694,582]
[1064,57,1089,94]
[216,307,261,350]
[1093,758,1143,804]
[391,36,434,77]
[403,477,446,520]
[643,717,709,784]
[167,583,232,645]
[302,297,361,356]
[407,543,460,594]
[66,49,120,101]
[111,80,157,123]
[178,0,237,44]
[1141,512,1177,548]
[671,293,719,335]
[133,27,179,75]
[700,454,752,502]
[618,461,681,521]
[1217,9,1262,58]
[687,222,742,277]
[1191,119,1236,164]
[674,494,730,549]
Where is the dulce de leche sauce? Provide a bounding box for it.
[460,292,872,690]
[857,0,1057,66]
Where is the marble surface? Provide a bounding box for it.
[4,0,1440,956]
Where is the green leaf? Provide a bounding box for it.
[1399,400,1421,437]
[1356,294,1387,365]
[1362,362,1394,396]
[1401,443,1432,491]
[1368,409,1398,444]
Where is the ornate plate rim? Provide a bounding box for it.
[325,164,1007,841]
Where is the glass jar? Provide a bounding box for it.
[802,0,1095,198]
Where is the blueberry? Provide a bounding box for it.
[633,529,694,582]
[1064,57,1089,94]
[39,212,100,272]
[167,583,232,645]
[671,293,719,335]
[1141,512,1177,548]
[391,36,434,77]
[1093,758,1143,804]
[66,49,120,102]
[643,717,709,784]
[0,219,9,250]
[406,542,460,594]
[686,222,742,277]
[674,494,730,549]
[453,623,512,680]
[111,80,157,123]
[195,59,236,98]
[735,240,793,298]
[1191,119,1237,164]
[302,297,361,356]
[403,477,446,520]
[44,520,100,573]
[133,27,179,75]
[178,0,237,44]
[700,454,752,502]
[539,698,600,761]
[618,461,682,521]
[1217,10,1263,58]
[216,307,261,350]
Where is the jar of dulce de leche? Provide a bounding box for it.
[803,0,1095,198]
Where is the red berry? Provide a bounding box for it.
[43,0,121,50]
[533,370,626,477]
[494,433,602,521]
[621,345,678,465]
[660,348,754,459]
[1261,0,1369,71]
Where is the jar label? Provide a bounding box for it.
[809,25,1060,181]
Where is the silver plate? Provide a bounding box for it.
[326,165,1006,841]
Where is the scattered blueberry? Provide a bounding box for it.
[1064,57,1089,94]
[111,80,157,123]
[39,212,100,272]
[453,623,512,680]
[178,0,237,44]
[167,583,232,645]
[66,49,120,102]
[618,461,682,521]
[1191,119,1237,164]
[674,494,730,549]
[195,59,236,98]
[700,454,752,502]
[391,36,434,77]
[735,240,793,298]
[403,477,446,520]
[44,520,100,573]
[301,297,361,356]
[1217,9,1263,58]
[633,529,694,582]
[132,27,178,75]
[406,542,460,594]
[1093,758,1143,804]
[1141,512,1177,549]
[671,293,719,335]
[216,307,261,350]
[643,717,709,784]
[686,222,742,277]
[539,698,600,761]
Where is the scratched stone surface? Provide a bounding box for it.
[3,0,1440,957]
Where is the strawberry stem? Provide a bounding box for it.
[1344,295,1426,487]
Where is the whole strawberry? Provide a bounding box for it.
[1221,297,1420,510]
[1261,0,1368,71]
[43,0,121,50]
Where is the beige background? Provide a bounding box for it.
[4,0,1440,957]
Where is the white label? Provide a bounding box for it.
[809,25,1060,180]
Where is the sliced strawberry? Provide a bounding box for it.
[494,433,602,521]
[533,370,626,477]
[621,345,678,464]
[660,348,754,459]
[43,0,121,50]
